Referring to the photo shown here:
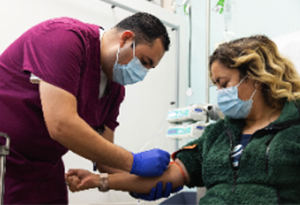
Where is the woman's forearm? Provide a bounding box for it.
[108,163,185,194]
[66,159,190,194]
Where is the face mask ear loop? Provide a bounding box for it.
[116,46,120,63]
[132,41,136,57]
[236,76,247,88]
[249,89,257,100]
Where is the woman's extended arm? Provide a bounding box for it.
[66,158,190,194]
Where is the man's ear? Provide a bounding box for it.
[119,30,135,48]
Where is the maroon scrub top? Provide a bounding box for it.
[0,17,125,204]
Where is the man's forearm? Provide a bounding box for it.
[50,113,133,172]
[40,80,134,172]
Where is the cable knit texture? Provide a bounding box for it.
[175,100,300,204]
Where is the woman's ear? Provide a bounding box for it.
[254,80,262,89]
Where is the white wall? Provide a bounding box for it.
[0,0,184,204]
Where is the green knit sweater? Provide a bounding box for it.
[175,100,300,204]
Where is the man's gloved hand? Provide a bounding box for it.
[129,182,183,201]
[130,149,170,177]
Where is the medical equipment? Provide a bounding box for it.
[212,0,225,14]
[0,133,9,205]
[167,104,207,123]
[223,0,236,41]
[172,0,191,14]
[212,0,236,42]
[167,103,222,123]
[166,121,208,139]
[166,104,223,139]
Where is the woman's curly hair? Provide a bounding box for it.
[209,35,300,109]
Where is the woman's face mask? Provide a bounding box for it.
[113,41,149,85]
[217,76,257,119]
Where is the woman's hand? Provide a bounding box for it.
[65,175,81,192]
[65,169,100,192]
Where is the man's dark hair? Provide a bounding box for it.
[115,12,170,51]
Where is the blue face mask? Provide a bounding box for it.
[217,76,257,119]
[113,41,149,85]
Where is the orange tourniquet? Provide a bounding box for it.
[170,161,186,183]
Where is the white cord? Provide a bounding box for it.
[139,114,168,152]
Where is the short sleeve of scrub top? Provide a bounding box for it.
[103,84,125,131]
[22,25,85,96]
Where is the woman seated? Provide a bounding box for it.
[66,35,300,204]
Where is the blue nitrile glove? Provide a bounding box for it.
[129,182,183,201]
[130,149,170,177]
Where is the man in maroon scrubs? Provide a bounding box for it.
[0,12,171,204]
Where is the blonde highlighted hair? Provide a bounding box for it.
[209,35,300,109]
